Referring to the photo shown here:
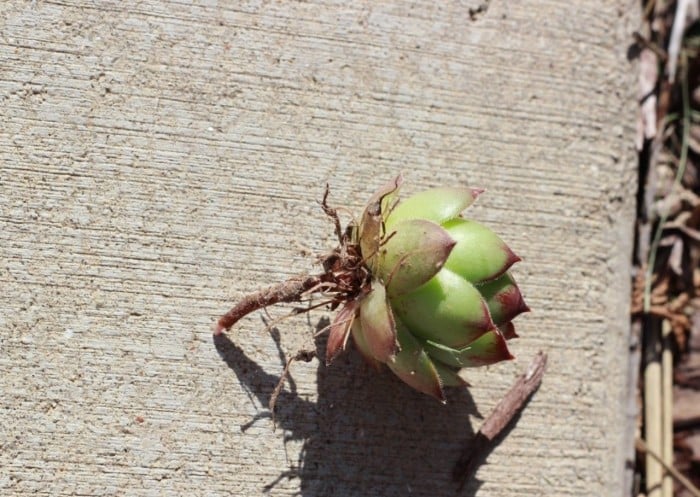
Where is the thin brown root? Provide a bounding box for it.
[334,205,357,225]
[215,274,324,334]
[260,310,307,335]
[300,281,339,297]
[378,229,397,248]
[269,349,317,430]
[248,298,338,334]
[320,183,344,244]
[292,299,336,315]
[313,313,354,338]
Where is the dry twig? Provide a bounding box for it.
[453,351,547,489]
[636,438,700,497]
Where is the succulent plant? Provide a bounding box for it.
[215,175,528,402]
[325,175,528,401]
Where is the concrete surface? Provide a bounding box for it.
[1,1,639,496]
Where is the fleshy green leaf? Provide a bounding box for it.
[391,268,495,348]
[424,329,514,368]
[359,281,399,362]
[384,187,482,231]
[477,272,530,326]
[377,219,456,297]
[442,218,520,284]
[387,319,445,402]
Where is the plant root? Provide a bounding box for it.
[214,275,325,334]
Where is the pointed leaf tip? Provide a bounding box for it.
[504,245,522,268]
[501,321,519,340]
[479,272,530,326]
[442,218,521,284]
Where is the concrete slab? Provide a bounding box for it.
[1,1,638,495]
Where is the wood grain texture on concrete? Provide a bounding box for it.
[1,1,638,496]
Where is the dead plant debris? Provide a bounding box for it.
[633,1,700,496]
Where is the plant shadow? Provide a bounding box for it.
[213,318,484,496]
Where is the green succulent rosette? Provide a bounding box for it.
[325,176,529,402]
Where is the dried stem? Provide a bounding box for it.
[644,316,663,497]
[453,351,547,489]
[636,438,700,497]
[214,274,325,334]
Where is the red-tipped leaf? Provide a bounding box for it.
[423,328,514,368]
[477,272,530,326]
[442,218,521,284]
